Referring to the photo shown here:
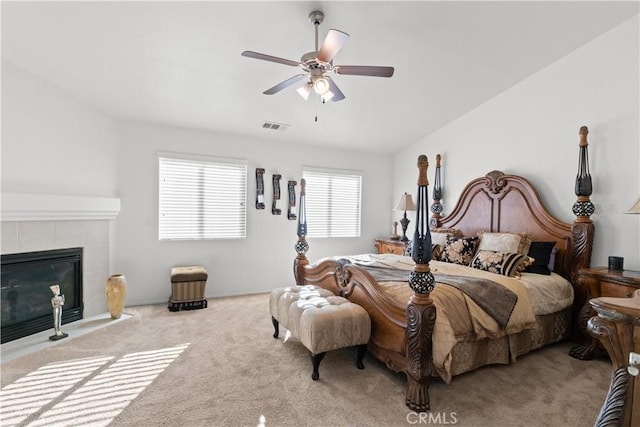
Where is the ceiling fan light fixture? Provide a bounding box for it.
[296,83,312,100]
[311,74,330,95]
[321,90,334,102]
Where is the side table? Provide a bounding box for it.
[570,267,640,360]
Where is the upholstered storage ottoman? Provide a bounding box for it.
[168,265,208,311]
[269,285,371,380]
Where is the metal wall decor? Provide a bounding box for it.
[287,180,297,220]
[272,174,282,215]
[255,168,265,209]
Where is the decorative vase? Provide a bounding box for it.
[106,274,127,319]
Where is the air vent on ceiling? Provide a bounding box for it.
[262,121,289,131]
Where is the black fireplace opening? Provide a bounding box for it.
[1,248,83,344]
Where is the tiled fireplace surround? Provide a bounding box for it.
[1,220,111,317]
[1,194,121,320]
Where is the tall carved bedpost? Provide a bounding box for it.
[430,154,443,227]
[571,126,595,270]
[571,125,595,278]
[569,126,597,359]
[405,155,436,412]
[294,179,309,286]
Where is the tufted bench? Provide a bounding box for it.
[269,285,371,380]
[168,265,208,311]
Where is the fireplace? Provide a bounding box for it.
[1,248,83,343]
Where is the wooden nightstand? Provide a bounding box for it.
[374,239,408,255]
[570,267,640,360]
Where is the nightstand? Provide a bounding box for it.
[374,239,408,255]
[570,267,640,360]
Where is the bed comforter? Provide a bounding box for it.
[331,253,574,382]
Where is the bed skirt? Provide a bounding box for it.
[444,306,572,378]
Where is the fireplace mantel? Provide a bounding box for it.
[1,193,121,221]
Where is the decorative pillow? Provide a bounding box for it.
[477,231,532,256]
[430,228,463,246]
[431,244,443,261]
[440,235,480,265]
[548,246,558,272]
[471,250,531,277]
[404,242,443,261]
[524,241,556,275]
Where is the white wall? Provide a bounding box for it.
[1,60,119,198]
[394,16,640,271]
[113,121,392,306]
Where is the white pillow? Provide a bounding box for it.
[477,232,531,255]
[430,228,462,246]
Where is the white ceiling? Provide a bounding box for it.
[2,1,638,154]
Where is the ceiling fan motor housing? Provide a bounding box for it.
[308,10,324,25]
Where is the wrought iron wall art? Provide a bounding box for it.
[255,168,265,209]
[287,181,297,220]
[272,174,282,215]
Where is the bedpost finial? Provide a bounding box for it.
[573,126,594,222]
[417,155,429,186]
[435,154,441,168]
[579,126,589,147]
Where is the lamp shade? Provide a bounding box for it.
[311,74,330,95]
[627,194,640,214]
[296,83,312,100]
[394,193,416,211]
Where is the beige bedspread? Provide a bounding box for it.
[337,254,539,382]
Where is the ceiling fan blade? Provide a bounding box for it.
[334,65,395,78]
[263,74,307,95]
[316,29,349,63]
[241,51,301,67]
[325,77,345,102]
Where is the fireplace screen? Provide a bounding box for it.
[1,248,83,343]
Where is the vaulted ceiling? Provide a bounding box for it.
[2,1,638,153]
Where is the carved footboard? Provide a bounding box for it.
[305,259,409,369]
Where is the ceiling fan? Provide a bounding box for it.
[241,10,394,102]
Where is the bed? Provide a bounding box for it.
[292,132,595,412]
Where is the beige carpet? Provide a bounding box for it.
[1,293,611,427]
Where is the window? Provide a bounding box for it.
[302,168,362,238]
[159,154,247,240]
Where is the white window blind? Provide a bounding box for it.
[159,155,247,240]
[302,169,361,238]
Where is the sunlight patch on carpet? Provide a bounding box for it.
[0,356,113,426]
[0,344,190,427]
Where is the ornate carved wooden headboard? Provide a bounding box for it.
[431,127,595,286]
[434,170,585,282]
